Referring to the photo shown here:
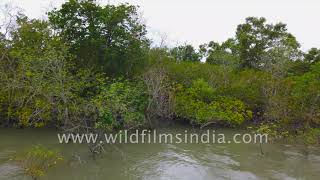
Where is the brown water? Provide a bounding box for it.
[0,127,319,180]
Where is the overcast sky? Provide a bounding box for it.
[1,0,319,50]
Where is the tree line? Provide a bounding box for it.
[0,0,319,144]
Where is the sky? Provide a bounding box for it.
[1,0,319,50]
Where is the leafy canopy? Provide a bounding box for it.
[48,0,149,76]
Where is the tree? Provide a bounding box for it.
[286,48,320,76]
[143,66,174,127]
[0,14,99,129]
[304,48,320,64]
[235,17,301,69]
[200,40,239,67]
[0,15,73,127]
[48,0,149,76]
[290,62,320,126]
[169,44,200,62]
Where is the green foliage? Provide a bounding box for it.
[165,61,234,88]
[93,80,148,130]
[299,128,320,145]
[0,14,100,129]
[48,0,149,76]
[254,62,320,129]
[200,41,239,67]
[304,48,320,64]
[235,17,301,68]
[0,15,73,127]
[290,62,320,126]
[225,69,269,112]
[16,145,63,180]
[173,79,252,126]
[249,123,289,142]
[0,1,319,145]
[169,44,201,62]
[287,60,311,76]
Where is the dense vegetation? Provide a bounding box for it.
[0,0,319,143]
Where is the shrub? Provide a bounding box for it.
[16,145,63,180]
[173,79,252,126]
[93,80,148,130]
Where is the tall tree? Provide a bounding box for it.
[304,48,320,64]
[0,15,73,127]
[48,0,149,76]
[200,40,239,67]
[235,17,301,69]
[169,44,200,62]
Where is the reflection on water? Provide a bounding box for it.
[0,127,319,180]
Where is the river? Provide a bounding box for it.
[0,127,319,180]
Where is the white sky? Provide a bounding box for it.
[1,0,319,50]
